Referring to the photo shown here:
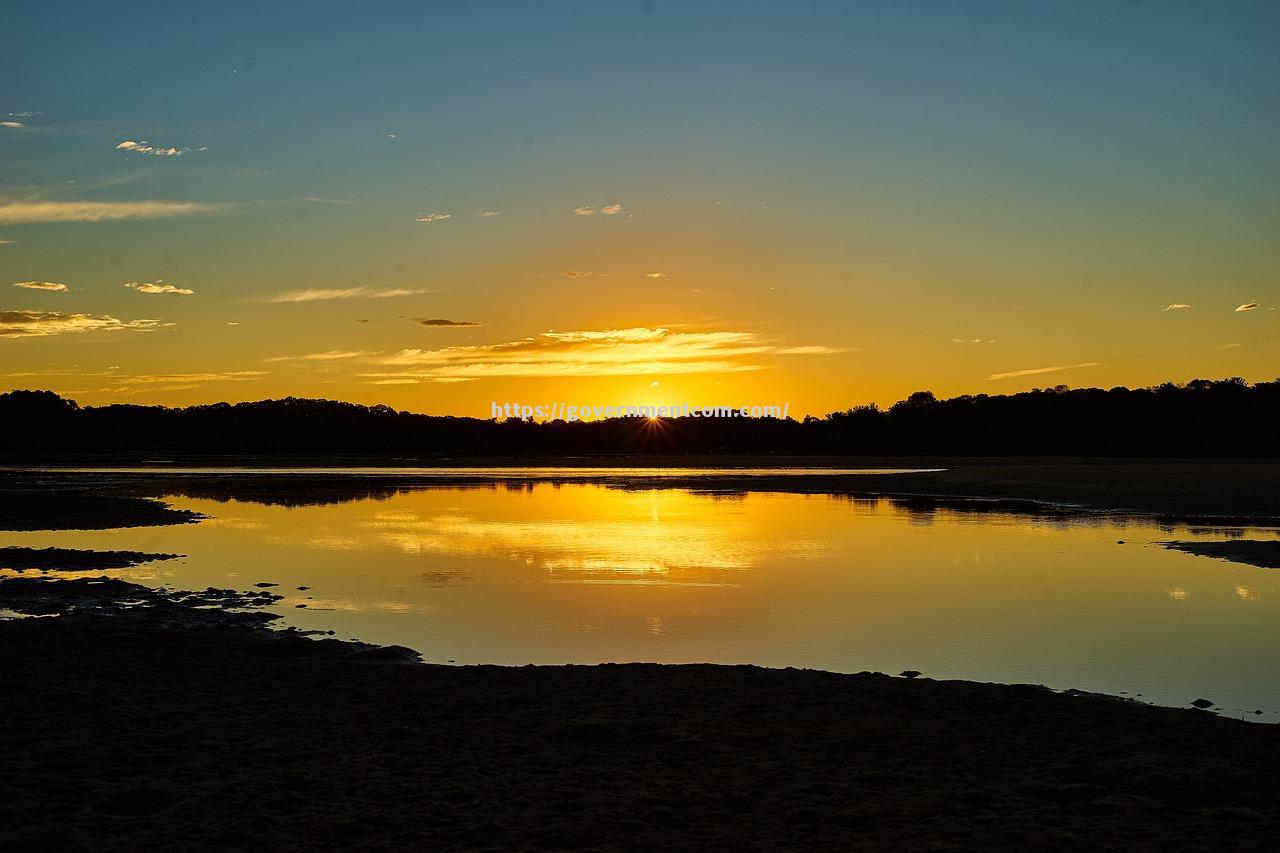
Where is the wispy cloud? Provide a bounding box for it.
[645,272,669,279]
[264,350,375,363]
[988,362,1099,381]
[949,338,996,344]
[360,326,835,381]
[774,345,847,355]
[1235,302,1259,312]
[125,281,193,295]
[557,271,594,279]
[416,318,481,327]
[111,371,266,385]
[414,213,451,224]
[0,200,221,224]
[0,239,17,245]
[572,203,625,217]
[1,121,23,129]
[116,140,202,157]
[13,281,68,292]
[476,210,500,218]
[0,310,169,338]
[1163,303,1191,311]
[260,287,434,303]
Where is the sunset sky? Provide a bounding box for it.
[2,1,1276,417]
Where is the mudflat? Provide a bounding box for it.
[2,581,1278,852]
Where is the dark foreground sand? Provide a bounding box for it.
[2,578,1278,852]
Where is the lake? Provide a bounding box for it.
[4,469,1278,718]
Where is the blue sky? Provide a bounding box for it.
[2,1,1277,412]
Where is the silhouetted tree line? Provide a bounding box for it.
[2,379,1277,457]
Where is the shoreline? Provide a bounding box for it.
[6,458,1280,534]
[2,576,1278,851]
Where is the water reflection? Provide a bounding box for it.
[3,481,1279,717]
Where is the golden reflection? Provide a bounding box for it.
[3,482,1279,714]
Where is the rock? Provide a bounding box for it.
[1190,698,1215,709]
[254,582,278,588]
[899,670,922,679]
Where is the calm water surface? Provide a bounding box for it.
[4,471,1279,717]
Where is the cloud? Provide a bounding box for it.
[948,338,996,344]
[645,272,669,279]
[360,326,836,381]
[476,211,500,218]
[124,281,193,295]
[264,350,375,363]
[416,318,481,327]
[988,362,1100,381]
[414,213,451,224]
[573,204,624,216]
[0,310,169,338]
[557,271,594,279]
[1235,302,1259,312]
[0,200,221,224]
[14,281,68,292]
[111,371,266,385]
[773,345,847,355]
[369,376,475,385]
[116,140,194,157]
[260,287,434,303]
[0,240,17,245]
[1,121,23,129]
[1163,304,1191,311]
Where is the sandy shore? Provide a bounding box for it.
[1,578,1277,851]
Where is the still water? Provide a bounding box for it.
[5,474,1279,717]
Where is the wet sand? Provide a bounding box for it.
[2,577,1278,852]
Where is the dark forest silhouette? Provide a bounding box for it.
[2,378,1277,457]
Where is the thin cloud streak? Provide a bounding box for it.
[0,310,169,338]
[0,201,222,224]
[125,282,194,295]
[14,281,68,292]
[416,318,481,327]
[988,362,1100,381]
[260,287,434,303]
[264,351,375,363]
[361,326,836,380]
[1235,302,1259,312]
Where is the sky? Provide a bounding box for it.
[2,0,1277,417]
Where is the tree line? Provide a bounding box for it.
[1,378,1277,457]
